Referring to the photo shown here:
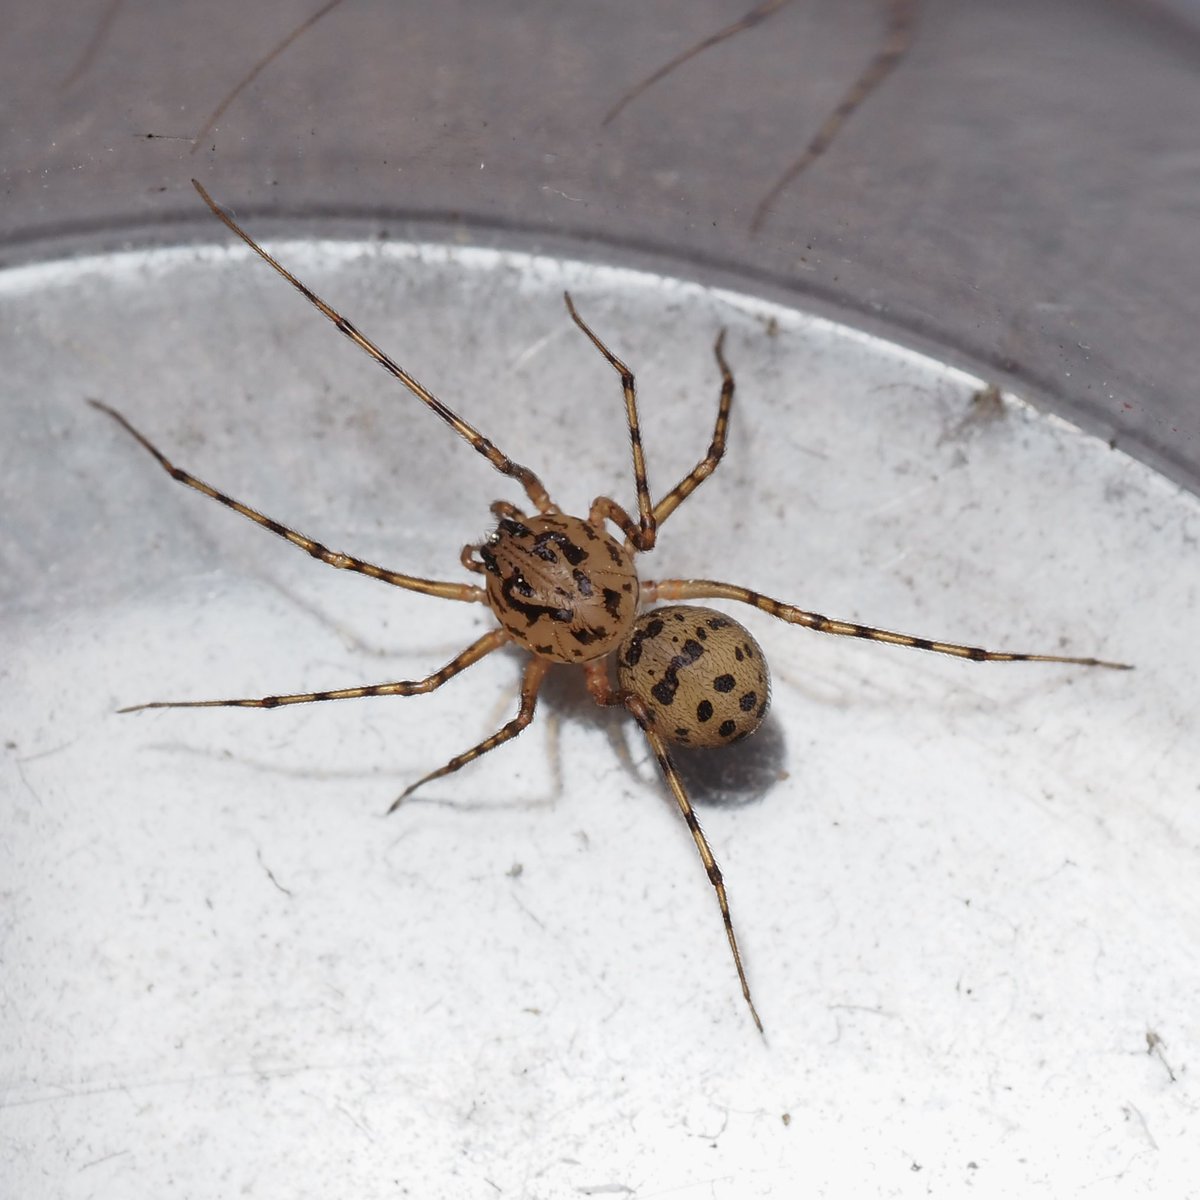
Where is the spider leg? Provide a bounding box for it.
[460,542,486,575]
[191,180,555,514]
[651,329,734,528]
[90,399,484,604]
[751,0,917,233]
[586,662,764,1033]
[644,578,1132,669]
[563,292,658,551]
[389,654,551,811]
[119,629,509,712]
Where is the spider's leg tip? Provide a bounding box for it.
[386,789,415,815]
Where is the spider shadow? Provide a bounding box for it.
[537,661,787,812]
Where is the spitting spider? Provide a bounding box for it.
[91,179,1130,1032]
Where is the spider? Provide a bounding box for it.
[91,179,1130,1032]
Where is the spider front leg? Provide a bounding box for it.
[564,294,738,546]
[651,328,735,527]
[389,654,551,811]
[89,399,485,605]
[644,578,1132,669]
[564,292,656,550]
[192,181,555,513]
[585,661,765,1033]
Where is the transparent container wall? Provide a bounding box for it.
[4,0,1200,494]
[6,4,1200,1198]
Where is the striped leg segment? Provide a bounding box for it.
[89,399,484,604]
[563,292,658,551]
[191,179,554,513]
[388,654,551,811]
[645,578,1132,669]
[652,329,735,528]
[586,661,764,1033]
[118,629,509,713]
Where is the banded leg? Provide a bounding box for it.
[89,399,484,604]
[751,0,917,233]
[389,654,551,811]
[563,292,658,551]
[651,329,735,527]
[644,578,1132,669]
[119,629,509,713]
[191,180,554,513]
[586,661,764,1033]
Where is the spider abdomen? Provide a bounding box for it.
[617,605,771,747]
[480,513,640,662]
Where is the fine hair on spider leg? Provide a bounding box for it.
[94,180,1130,1033]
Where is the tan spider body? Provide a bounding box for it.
[91,180,1129,1033]
[617,607,770,749]
[475,511,639,663]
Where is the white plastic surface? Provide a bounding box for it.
[2,235,1198,1198]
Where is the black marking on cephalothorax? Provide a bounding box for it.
[602,588,623,619]
[571,625,607,646]
[533,528,588,566]
[497,516,532,540]
[713,673,735,693]
[572,568,593,597]
[695,626,708,641]
[739,691,757,712]
[734,646,744,661]
[501,572,573,624]
[718,719,737,738]
[605,542,623,565]
[707,616,733,630]
[479,544,500,576]
[649,637,705,706]
[697,699,714,723]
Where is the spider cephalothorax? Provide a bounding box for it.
[92,180,1129,1033]
[475,510,639,662]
